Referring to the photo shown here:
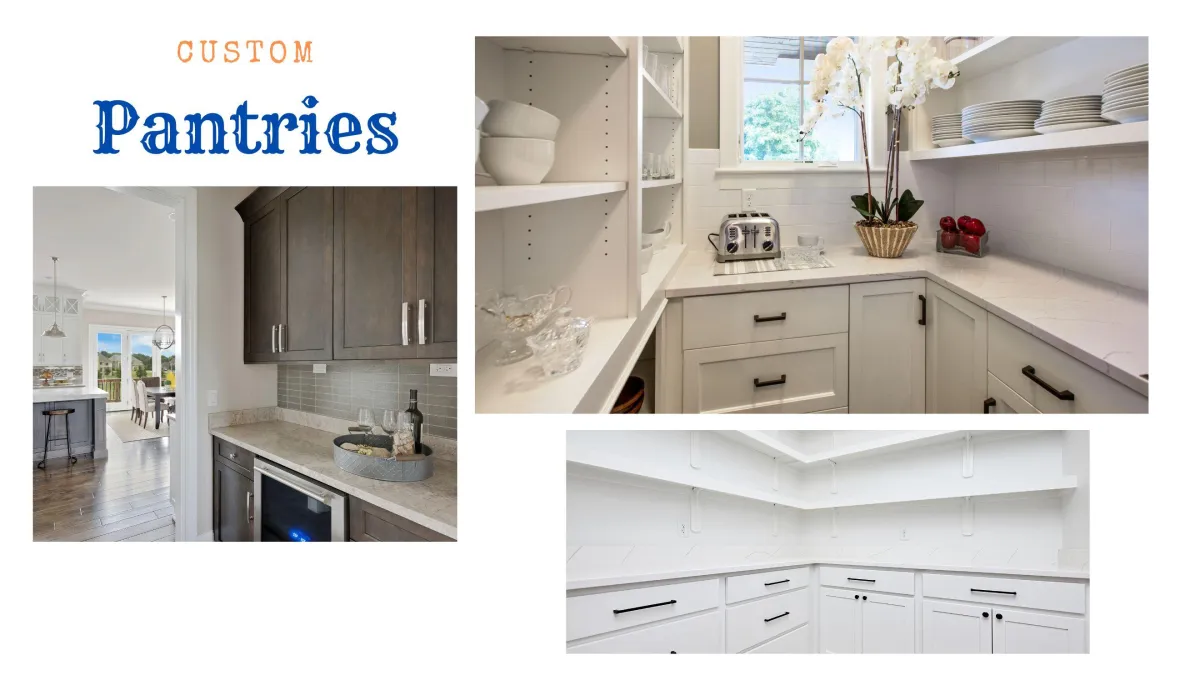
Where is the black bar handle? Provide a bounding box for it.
[754,375,787,388]
[983,397,996,414]
[918,294,927,325]
[613,599,676,615]
[970,588,1017,596]
[847,577,876,583]
[764,579,790,587]
[1021,366,1075,401]
[754,312,787,323]
[764,612,790,623]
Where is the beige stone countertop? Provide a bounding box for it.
[211,421,456,540]
[33,386,108,404]
[666,243,1148,395]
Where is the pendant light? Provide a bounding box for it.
[41,256,66,339]
[153,295,175,350]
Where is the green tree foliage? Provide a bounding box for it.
[743,88,823,161]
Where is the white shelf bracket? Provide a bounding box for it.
[961,496,974,536]
[831,507,839,538]
[829,460,838,494]
[773,457,780,491]
[773,504,779,537]
[962,432,974,478]
[690,487,702,533]
[690,432,701,469]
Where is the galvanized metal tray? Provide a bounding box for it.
[332,434,433,482]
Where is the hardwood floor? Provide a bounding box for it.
[33,433,174,542]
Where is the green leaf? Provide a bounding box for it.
[895,189,924,222]
[851,193,882,221]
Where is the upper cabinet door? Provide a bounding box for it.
[848,279,926,413]
[429,187,457,348]
[922,599,992,654]
[925,280,988,413]
[242,198,284,363]
[278,187,334,361]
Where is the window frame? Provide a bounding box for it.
[718,36,888,174]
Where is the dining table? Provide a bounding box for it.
[144,386,176,429]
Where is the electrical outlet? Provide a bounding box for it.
[312,363,327,374]
[429,363,457,377]
[901,528,909,541]
[741,188,757,210]
[207,390,218,407]
[679,523,688,538]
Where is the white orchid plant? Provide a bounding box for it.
[801,37,959,226]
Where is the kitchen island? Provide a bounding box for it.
[32,387,107,462]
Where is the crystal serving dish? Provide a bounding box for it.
[478,286,572,365]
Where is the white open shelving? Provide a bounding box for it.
[642,69,682,118]
[907,121,1147,161]
[643,36,684,54]
[719,430,1036,466]
[483,36,628,57]
[640,244,686,311]
[475,182,627,212]
[640,177,681,189]
[951,36,1077,83]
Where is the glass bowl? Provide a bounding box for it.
[526,313,591,378]
[477,286,572,365]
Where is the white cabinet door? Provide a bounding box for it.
[32,313,45,364]
[861,593,915,654]
[848,279,926,413]
[992,608,1085,654]
[57,315,82,365]
[925,281,988,413]
[818,587,861,654]
[986,372,1040,414]
[923,599,992,654]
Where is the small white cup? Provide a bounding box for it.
[643,221,673,251]
[639,243,654,275]
[796,233,825,253]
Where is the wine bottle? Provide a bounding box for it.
[404,389,423,452]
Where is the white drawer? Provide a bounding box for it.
[683,334,848,414]
[726,587,811,654]
[988,315,1147,414]
[566,579,720,641]
[747,624,812,653]
[922,573,1087,614]
[819,566,914,596]
[726,566,811,605]
[682,285,849,350]
[567,610,722,654]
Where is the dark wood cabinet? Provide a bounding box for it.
[213,440,254,542]
[239,186,454,364]
[348,496,453,542]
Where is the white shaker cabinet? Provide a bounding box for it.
[992,608,1085,654]
[924,281,988,413]
[923,599,993,653]
[985,372,1039,414]
[819,587,915,654]
[818,587,861,653]
[848,279,926,413]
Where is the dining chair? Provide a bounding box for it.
[135,380,149,428]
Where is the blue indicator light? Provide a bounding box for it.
[289,529,311,542]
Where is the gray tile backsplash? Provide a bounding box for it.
[278,361,457,439]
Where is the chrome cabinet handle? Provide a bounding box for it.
[402,302,410,346]
[246,491,254,523]
[271,324,277,353]
[418,298,427,345]
[280,324,287,352]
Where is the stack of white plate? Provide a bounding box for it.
[932,113,970,147]
[962,100,1043,142]
[1034,95,1113,134]
[1101,63,1148,123]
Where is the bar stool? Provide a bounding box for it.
[39,407,76,470]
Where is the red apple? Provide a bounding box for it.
[940,230,959,250]
[939,216,957,231]
[957,215,972,229]
[960,233,981,254]
[961,218,987,236]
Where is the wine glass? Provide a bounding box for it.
[380,409,399,434]
[357,407,375,434]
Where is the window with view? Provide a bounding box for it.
[742,36,862,163]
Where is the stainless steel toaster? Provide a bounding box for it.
[707,212,781,263]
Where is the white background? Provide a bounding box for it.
[0,1,1189,672]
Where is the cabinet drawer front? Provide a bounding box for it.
[682,285,849,350]
[567,610,721,654]
[819,566,914,595]
[746,624,812,653]
[988,315,1146,413]
[566,579,720,642]
[922,573,1086,614]
[214,438,254,472]
[726,566,811,605]
[725,588,811,654]
[683,334,848,414]
[348,497,453,542]
[987,372,1040,414]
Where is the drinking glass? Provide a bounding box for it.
[650,154,662,180]
[380,409,399,434]
[646,52,658,78]
[357,407,375,432]
[643,152,652,180]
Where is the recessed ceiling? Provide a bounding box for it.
[33,187,175,312]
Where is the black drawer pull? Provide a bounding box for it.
[1021,366,1075,401]
[970,588,1017,596]
[764,579,790,587]
[613,599,676,615]
[847,577,876,583]
[764,612,790,623]
[983,397,996,413]
[754,375,787,388]
[918,294,927,325]
[754,312,787,323]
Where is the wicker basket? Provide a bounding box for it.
[855,222,918,258]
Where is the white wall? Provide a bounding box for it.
[83,307,165,331]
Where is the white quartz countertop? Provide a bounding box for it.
[211,421,456,539]
[666,244,1148,395]
[566,546,1089,590]
[32,387,107,404]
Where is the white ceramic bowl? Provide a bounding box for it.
[639,243,654,275]
[475,97,489,129]
[482,100,561,140]
[480,138,555,185]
